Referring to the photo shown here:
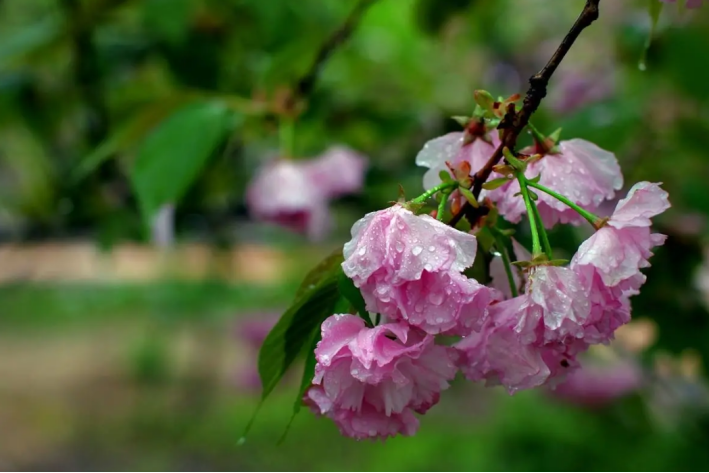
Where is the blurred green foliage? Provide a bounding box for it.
[2,0,709,470]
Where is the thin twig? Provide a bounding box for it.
[449,0,600,227]
[290,0,377,110]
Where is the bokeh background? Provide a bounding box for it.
[2,0,709,470]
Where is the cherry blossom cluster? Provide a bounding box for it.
[304,118,670,440]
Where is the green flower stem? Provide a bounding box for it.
[279,118,295,158]
[491,229,519,298]
[411,181,458,204]
[437,192,448,221]
[526,180,603,228]
[530,199,553,259]
[517,173,542,257]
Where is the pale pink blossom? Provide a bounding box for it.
[455,310,587,394]
[342,205,492,335]
[304,146,368,199]
[307,314,457,440]
[246,160,331,240]
[571,182,670,291]
[415,132,499,190]
[492,139,623,228]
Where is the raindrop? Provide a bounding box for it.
[395,241,404,253]
[428,245,436,252]
[358,247,366,256]
[429,293,443,305]
[424,263,433,272]
[412,246,423,256]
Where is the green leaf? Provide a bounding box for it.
[259,252,345,401]
[338,272,369,324]
[71,96,200,183]
[528,174,542,184]
[143,0,195,44]
[277,329,321,445]
[295,249,344,299]
[475,226,495,253]
[438,170,453,182]
[458,187,479,208]
[473,90,495,113]
[639,0,663,71]
[482,177,511,190]
[130,101,233,228]
[451,115,470,128]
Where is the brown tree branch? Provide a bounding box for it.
[288,0,378,111]
[449,0,600,227]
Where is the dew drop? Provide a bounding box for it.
[428,293,443,305]
[424,263,433,272]
[415,302,424,313]
[396,220,405,230]
[395,241,404,253]
[412,246,423,256]
[435,317,444,323]
[428,245,436,252]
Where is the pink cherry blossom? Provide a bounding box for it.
[305,386,419,440]
[415,131,499,190]
[342,205,492,335]
[307,314,457,440]
[304,146,368,199]
[246,160,331,240]
[491,139,623,228]
[455,310,587,394]
[571,182,670,290]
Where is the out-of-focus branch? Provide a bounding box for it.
[286,0,378,113]
[449,0,601,227]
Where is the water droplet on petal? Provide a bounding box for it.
[358,247,366,256]
[412,246,423,256]
[428,293,443,305]
[395,241,404,253]
[428,245,436,252]
[424,263,433,272]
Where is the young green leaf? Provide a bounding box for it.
[482,177,511,190]
[438,170,453,182]
[130,100,233,231]
[458,187,480,208]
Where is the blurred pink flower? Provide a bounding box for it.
[342,205,492,335]
[246,146,367,241]
[234,313,279,391]
[306,314,457,440]
[551,357,643,406]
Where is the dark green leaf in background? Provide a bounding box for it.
[129,100,233,229]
